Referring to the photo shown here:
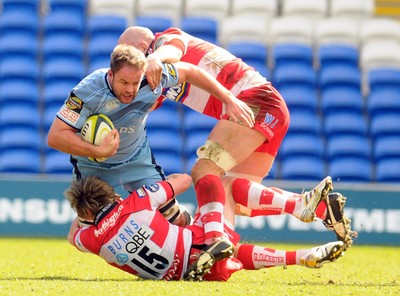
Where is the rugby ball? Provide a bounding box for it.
[80,114,114,162]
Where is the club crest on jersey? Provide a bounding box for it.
[144,184,160,192]
[116,253,129,264]
[66,92,83,112]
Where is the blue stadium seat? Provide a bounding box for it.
[86,15,127,40]
[184,130,210,159]
[370,113,400,140]
[367,88,400,118]
[42,105,61,132]
[0,149,41,174]
[153,152,184,176]
[135,16,173,33]
[328,157,372,182]
[321,87,364,115]
[42,34,84,62]
[0,33,39,59]
[376,158,400,182]
[147,130,182,156]
[318,44,359,69]
[326,135,371,161]
[0,9,39,37]
[42,58,85,86]
[47,0,87,21]
[87,35,120,72]
[0,127,41,152]
[278,85,318,113]
[367,67,400,93]
[180,16,218,44]
[273,63,316,89]
[324,112,368,138]
[286,110,322,136]
[42,11,85,38]
[273,43,313,69]
[373,136,400,162]
[147,108,181,132]
[279,134,324,159]
[43,150,72,175]
[279,156,325,181]
[0,104,40,130]
[0,80,39,106]
[182,110,217,133]
[319,64,361,92]
[1,0,40,13]
[0,57,39,83]
[42,81,75,109]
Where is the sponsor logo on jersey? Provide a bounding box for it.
[116,253,129,264]
[166,64,177,80]
[136,188,146,198]
[144,184,159,193]
[163,82,188,102]
[95,205,124,237]
[260,112,278,137]
[66,92,83,112]
[59,106,80,124]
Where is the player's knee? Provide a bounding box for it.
[195,140,237,173]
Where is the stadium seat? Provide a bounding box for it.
[46,0,87,21]
[319,64,361,92]
[134,16,174,35]
[147,108,181,132]
[373,136,400,162]
[367,88,400,118]
[328,157,372,182]
[42,11,85,38]
[279,134,324,159]
[286,110,322,136]
[376,158,400,182]
[182,110,217,134]
[359,17,400,46]
[273,63,316,89]
[0,9,39,37]
[370,113,400,140]
[0,33,39,59]
[367,67,400,93]
[88,0,136,22]
[184,0,230,21]
[43,150,72,175]
[268,17,314,46]
[153,152,184,176]
[218,15,269,47]
[360,41,400,73]
[324,112,368,138]
[86,15,127,40]
[42,58,85,86]
[1,0,40,14]
[0,57,39,83]
[317,44,359,70]
[87,34,120,70]
[320,87,364,115]
[272,43,313,69]
[41,34,84,63]
[280,156,326,181]
[42,81,76,108]
[42,105,62,132]
[314,18,359,47]
[180,17,218,44]
[0,127,41,152]
[0,149,41,174]
[278,86,318,113]
[329,0,375,19]
[0,104,40,130]
[137,0,183,27]
[282,0,328,20]
[231,0,278,19]
[147,130,182,156]
[0,80,39,107]
[326,135,371,161]
[184,130,210,159]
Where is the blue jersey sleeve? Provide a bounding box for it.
[160,63,179,88]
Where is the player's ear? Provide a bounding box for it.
[138,41,149,54]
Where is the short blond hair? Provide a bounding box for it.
[110,44,147,73]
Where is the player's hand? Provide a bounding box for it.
[224,98,255,128]
[146,55,163,90]
[97,129,119,158]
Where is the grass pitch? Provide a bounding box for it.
[0,238,399,296]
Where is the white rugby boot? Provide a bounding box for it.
[300,241,344,268]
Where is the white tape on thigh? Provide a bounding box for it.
[196,140,237,172]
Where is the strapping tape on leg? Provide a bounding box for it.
[196,140,237,172]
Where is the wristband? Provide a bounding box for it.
[146,53,160,62]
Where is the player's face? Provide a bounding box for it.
[108,65,145,104]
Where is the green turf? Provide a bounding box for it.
[0,238,399,296]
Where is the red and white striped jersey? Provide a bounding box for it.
[71,181,192,280]
[153,28,269,118]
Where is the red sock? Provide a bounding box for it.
[232,178,298,217]
[195,174,226,243]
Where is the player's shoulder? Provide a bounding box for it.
[74,68,111,102]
